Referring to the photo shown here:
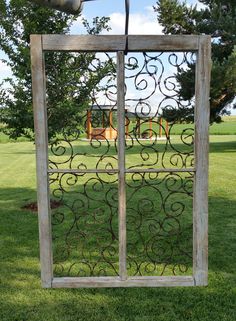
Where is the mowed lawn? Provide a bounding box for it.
[168,116,236,136]
[0,134,236,321]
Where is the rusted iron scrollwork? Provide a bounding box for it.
[124,51,195,276]
[46,50,196,277]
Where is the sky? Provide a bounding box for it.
[0,0,235,114]
[71,0,200,35]
[71,0,164,35]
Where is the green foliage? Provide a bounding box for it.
[0,0,111,139]
[82,16,111,35]
[210,50,236,119]
[154,0,236,122]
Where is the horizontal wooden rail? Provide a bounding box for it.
[48,168,195,174]
[128,35,200,51]
[40,35,205,52]
[52,276,194,288]
[126,168,195,173]
[48,168,119,174]
[42,35,126,52]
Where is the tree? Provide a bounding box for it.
[154,0,236,122]
[0,0,112,139]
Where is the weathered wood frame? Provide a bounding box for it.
[31,35,211,288]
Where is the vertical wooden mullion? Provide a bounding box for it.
[31,35,53,288]
[117,51,127,281]
[193,36,211,286]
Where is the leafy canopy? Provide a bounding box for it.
[154,0,236,122]
[0,0,111,139]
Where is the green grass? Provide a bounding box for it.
[167,116,236,136]
[1,135,236,320]
[0,131,30,143]
[120,116,236,136]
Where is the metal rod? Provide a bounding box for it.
[125,0,130,36]
[124,0,130,54]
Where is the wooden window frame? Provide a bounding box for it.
[31,35,211,288]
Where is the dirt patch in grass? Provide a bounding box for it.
[22,200,62,212]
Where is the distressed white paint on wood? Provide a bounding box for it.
[41,35,199,52]
[52,276,194,288]
[42,35,126,52]
[128,35,199,51]
[125,168,195,173]
[193,35,211,286]
[48,168,195,174]
[48,168,119,174]
[30,35,53,288]
[117,51,127,281]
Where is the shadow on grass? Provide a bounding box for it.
[6,149,36,155]
[45,137,236,169]
[0,187,39,272]
[209,140,236,153]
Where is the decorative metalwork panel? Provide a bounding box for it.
[46,51,195,278]
[50,172,119,277]
[125,52,195,171]
[126,171,193,276]
[45,52,120,277]
[124,52,195,277]
[46,52,118,171]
